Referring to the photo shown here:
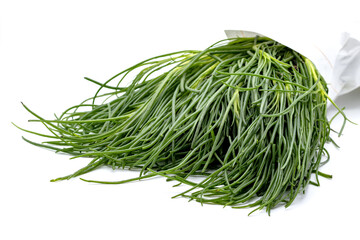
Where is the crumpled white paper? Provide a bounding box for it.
[225,30,360,100]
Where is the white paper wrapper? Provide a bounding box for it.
[225,30,360,100]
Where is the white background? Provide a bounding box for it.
[1,0,360,239]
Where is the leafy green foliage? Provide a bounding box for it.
[17,37,348,214]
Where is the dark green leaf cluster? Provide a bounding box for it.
[17,37,348,214]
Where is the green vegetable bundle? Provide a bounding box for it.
[17,37,348,214]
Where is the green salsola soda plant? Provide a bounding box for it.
[15,37,350,215]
